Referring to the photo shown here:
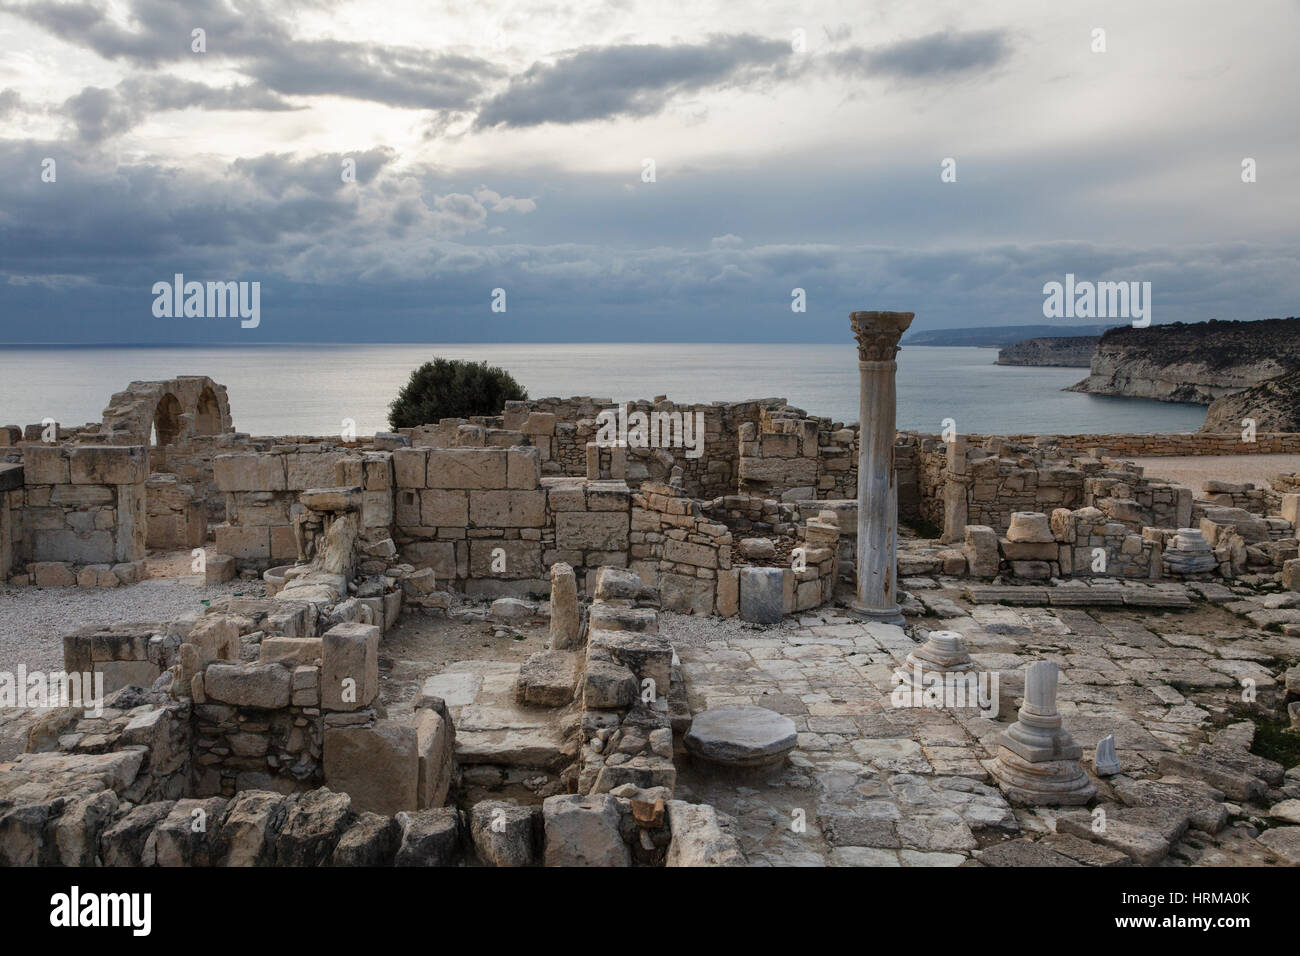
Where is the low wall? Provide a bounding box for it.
[18,444,148,586]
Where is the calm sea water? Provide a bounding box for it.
[0,344,1208,437]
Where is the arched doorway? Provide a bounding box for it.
[152,393,182,447]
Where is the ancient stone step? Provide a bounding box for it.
[1120,588,1194,609]
[515,650,581,707]
[1056,804,1190,865]
[1048,587,1125,607]
[978,838,1082,867]
[962,586,1048,605]
[1156,748,1277,802]
[423,662,578,770]
[1111,777,1229,834]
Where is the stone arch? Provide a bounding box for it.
[152,393,182,446]
[100,376,234,446]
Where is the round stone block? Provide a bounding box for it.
[685,705,797,769]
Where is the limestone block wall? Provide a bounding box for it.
[1199,480,1280,515]
[150,432,255,525]
[923,438,1193,541]
[629,481,732,616]
[956,431,1300,457]
[212,446,393,568]
[394,445,547,594]
[18,444,148,584]
[146,473,207,550]
[505,396,778,499]
[1,463,21,581]
[63,621,182,694]
[1048,508,1160,579]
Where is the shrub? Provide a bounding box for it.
[388,358,528,429]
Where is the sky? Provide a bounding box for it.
[0,0,1298,343]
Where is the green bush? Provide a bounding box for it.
[387,358,528,429]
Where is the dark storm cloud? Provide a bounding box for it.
[828,29,1012,80]
[63,77,297,142]
[3,0,501,111]
[0,0,286,65]
[243,41,499,110]
[1,135,1296,343]
[475,34,793,128]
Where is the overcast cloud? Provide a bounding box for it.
[1,0,1297,343]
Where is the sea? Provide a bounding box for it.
[0,344,1208,438]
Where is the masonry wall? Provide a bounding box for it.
[956,432,1300,457]
[18,444,148,585]
[212,446,393,569]
[0,463,21,581]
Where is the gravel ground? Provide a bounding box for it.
[1128,454,1300,492]
[0,577,253,673]
[658,607,825,649]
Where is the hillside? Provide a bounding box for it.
[903,324,1117,348]
[996,336,1098,367]
[1067,317,1300,404]
[1202,368,1300,432]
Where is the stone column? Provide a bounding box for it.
[849,310,914,624]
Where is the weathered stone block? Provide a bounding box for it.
[426,448,507,489]
[214,525,270,561]
[471,801,541,867]
[542,794,629,867]
[420,488,467,526]
[414,707,453,809]
[391,448,428,488]
[20,444,69,484]
[394,807,463,866]
[324,721,419,816]
[469,489,545,527]
[739,567,783,623]
[556,511,629,551]
[469,539,541,579]
[213,453,286,492]
[259,636,323,667]
[507,446,541,488]
[321,622,380,711]
[203,662,292,709]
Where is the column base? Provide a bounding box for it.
[847,600,905,626]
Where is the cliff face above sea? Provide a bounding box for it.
[1066,317,1300,405]
[996,336,1098,367]
[1202,368,1300,432]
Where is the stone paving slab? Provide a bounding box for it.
[670,583,1294,867]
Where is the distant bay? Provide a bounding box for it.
[0,343,1208,438]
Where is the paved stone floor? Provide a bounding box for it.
[671,582,1299,866]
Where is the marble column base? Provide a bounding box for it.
[898,631,975,688]
[847,600,904,626]
[985,748,1096,806]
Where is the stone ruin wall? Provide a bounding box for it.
[7,372,1300,599]
[15,444,149,587]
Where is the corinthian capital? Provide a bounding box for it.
[850,311,915,361]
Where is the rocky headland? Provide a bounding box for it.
[1067,317,1300,404]
[996,336,1098,367]
[1202,368,1300,432]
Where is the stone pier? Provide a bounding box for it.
[849,310,914,624]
